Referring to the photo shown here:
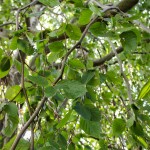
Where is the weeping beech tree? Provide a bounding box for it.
[0,0,150,149]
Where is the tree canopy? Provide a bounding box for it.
[0,0,150,150]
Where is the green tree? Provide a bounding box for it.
[0,0,150,149]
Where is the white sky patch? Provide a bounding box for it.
[23,130,31,140]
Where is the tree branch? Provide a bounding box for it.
[11,97,47,150]
[53,16,99,85]
[93,47,123,66]
[116,0,139,12]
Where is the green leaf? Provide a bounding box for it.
[14,90,25,104]
[69,58,85,69]
[138,79,150,99]
[3,136,30,150]
[48,41,64,52]
[2,102,19,137]
[5,85,21,101]
[81,70,95,84]
[57,110,72,129]
[130,122,144,136]
[44,86,57,97]
[10,36,18,50]
[0,69,10,78]
[38,0,60,7]
[65,24,81,40]
[136,136,148,149]
[74,102,91,120]
[68,142,75,150]
[88,105,101,122]
[17,39,34,55]
[74,102,101,121]
[89,22,106,37]
[27,75,49,87]
[0,56,11,71]
[57,134,67,150]
[14,59,29,77]
[112,118,126,137]
[72,0,83,7]
[78,9,92,25]
[126,116,135,128]
[120,31,137,51]
[80,118,100,138]
[48,23,66,37]
[56,80,87,99]
[47,52,59,63]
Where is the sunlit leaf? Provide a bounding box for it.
[38,0,60,7]
[57,110,72,129]
[48,41,64,52]
[79,9,92,25]
[5,85,21,101]
[112,118,126,136]
[3,136,30,150]
[66,24,81,40]
[69,58,85,69]
[138,79,150,99]
[56,80,87,99]
[10,36,18,50]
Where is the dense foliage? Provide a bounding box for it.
[0,0,150,149]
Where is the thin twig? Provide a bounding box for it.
[107,39,133,105]
[19,53,34,150]
[53,15,99,85]
[16,0,38,30]
[14,1,38,149]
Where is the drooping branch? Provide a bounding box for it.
[10,97,47,150]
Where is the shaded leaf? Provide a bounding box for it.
[27,75,49,87]
[80,118,100,138]
[120,31,137,51]
[130,122,144,136]
[74,103,91,120]
[0,56,11,71]
[81,70,95,84]
[74,102,101,121]
[44,86,57,97]
[17,39,34,55]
